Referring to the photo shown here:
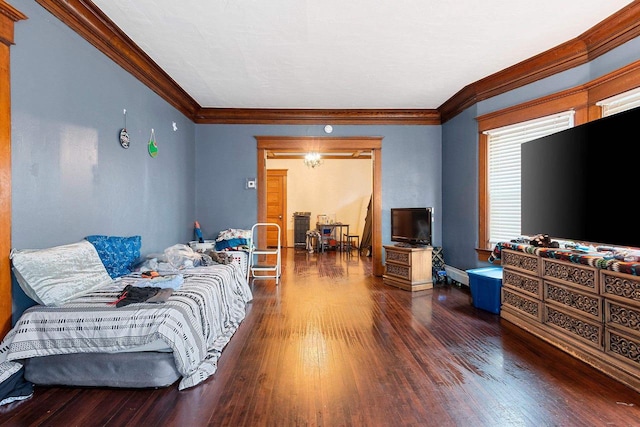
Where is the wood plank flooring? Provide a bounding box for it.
[2,248,640,426]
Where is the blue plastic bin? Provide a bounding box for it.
[466,267,503,314]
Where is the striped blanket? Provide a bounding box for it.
[489,241,640,276]
[0,264,252,390]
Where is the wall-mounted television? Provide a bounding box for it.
[521,106,640,248]
[390,207,433,246]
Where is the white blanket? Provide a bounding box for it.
[0,264,252,390]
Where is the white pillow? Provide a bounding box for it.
[10,240,114,306]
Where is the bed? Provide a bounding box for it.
[0,238,253,392]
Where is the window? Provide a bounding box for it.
[483,111,574,246]
[476,63,640,261]
[596,87,640,117]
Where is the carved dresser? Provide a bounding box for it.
[495,244,640,393]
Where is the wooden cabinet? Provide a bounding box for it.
[383,245,432,291]
[501,250,544,321]
[501,249,640,393]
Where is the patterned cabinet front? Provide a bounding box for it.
[542,259,603,349]
[503,268,543,299]
[385,262,412,281]
[385,249,411,266]
[498,246,640,393]
[601,270,640,370]
[382,245,432,292]
[384,247,412,281]
[600,270,640,306]
[501,287,543,322]
[544,280,602,322]
[544,303,604,350]
[605,328,640,369]
[605,299,640,337]
[502,250,540,276]
[542,259,598,294]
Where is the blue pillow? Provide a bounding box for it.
[85,235,141,278]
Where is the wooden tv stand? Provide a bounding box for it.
[383,245,433,291]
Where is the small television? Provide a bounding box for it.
[521,106,640,248]
[390,207,433,246]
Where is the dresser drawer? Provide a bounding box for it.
[605,327,640,369]
[502,249,540,276]
[385,262,412,281]
[385,250,411,266]
[544,280,602,322]
[600,270,640,307]
[544,303,603,350]
[503,268,542,299]
[542,258,598,294]
[605,299,640,336]
[502,287,542,322]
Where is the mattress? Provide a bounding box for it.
[0,264,252,390]
[24,352,180,388]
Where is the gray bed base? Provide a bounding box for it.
[23,351,180,389]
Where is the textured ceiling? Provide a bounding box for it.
[91,0,633,110]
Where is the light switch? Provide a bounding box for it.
[246,178,256,189]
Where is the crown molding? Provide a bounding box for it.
[33,0,640,125]
[0,1,27,45]
[194,108,440,125]
[35,0,200,119]
[439,1,640,123]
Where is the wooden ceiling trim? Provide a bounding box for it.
[439,2,640,123]
[35,0,200,119]
[0,1,27,45]
[586,59,640,104]
[32,1,640,126]
[256,136,382,151]
[269,154,371,160]
[193,108,440,125]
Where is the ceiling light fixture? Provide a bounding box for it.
[304,152,323,168]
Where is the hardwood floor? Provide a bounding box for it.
[2,248,640,426]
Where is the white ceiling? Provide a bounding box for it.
[91,0,633,110]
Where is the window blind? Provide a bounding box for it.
[483,111,574,245]
[596,87,640,117]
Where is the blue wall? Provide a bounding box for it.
[9,2,640,320]
[441,37,640,271]
[10,3,196,320]
[195,125,442,247]
[441,106,478,270]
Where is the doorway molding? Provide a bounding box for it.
[255,136,383,276]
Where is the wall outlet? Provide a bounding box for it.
[246,178,256,189]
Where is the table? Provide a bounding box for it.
[316,223,350,252]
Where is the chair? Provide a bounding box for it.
[345,234,359,254]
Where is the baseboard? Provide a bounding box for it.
[444,264,469,286]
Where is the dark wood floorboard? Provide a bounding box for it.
[1,248,640,426]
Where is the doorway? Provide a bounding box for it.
[255,136,383,276]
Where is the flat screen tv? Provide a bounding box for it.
[390,207,432,246]
[521,106,640,248]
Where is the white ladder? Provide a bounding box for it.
[247,223,281,285]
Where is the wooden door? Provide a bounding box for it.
[266,169,287,248]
